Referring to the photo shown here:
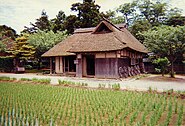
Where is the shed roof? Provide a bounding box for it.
[42,19,148,57]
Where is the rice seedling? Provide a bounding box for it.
[0,81,184,126]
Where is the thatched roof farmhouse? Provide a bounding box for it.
[42,19,148,78]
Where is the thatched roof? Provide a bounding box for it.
[42,19,147,57]
[42,36,76,57]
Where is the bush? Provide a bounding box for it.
[24,65,33,70]
[0,57,14,72]
[153,57,170,76]
[20,78,32,81]
[0,76,11,81]
[98,83,106,88]
[112,83,121,90]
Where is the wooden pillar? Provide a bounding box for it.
[50,57,52,74]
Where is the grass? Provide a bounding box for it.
[0,81,184,126]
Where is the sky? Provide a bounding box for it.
[0,0,185,34]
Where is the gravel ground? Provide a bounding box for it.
[0,73,185,91]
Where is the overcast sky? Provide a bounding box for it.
[0,0,185,33]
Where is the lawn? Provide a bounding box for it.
[0,82,184,126]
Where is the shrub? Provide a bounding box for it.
[0,57,14,72]
[20,78,32,81]
[10,77,17,81]
[153,57,170,76]
[112,83,121,90]
[24,65,33,70]
[98,83,106,88]
[0,76,11,81]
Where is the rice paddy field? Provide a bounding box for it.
[0,81,184,126]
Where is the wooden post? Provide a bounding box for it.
[50,57,52,75]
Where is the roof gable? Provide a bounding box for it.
[92,20,121,34]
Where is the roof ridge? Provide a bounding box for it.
[114,34,126,44]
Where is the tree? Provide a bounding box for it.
[166,16,185,26]
[101,10,125,24]
[71,0,101,28]
[137,0,168,26]
[8,34,35,67]
[116,1,137,25]
[143,25,185,77]
[23,10,51,33]
[63,15,78,34]
[129,19,151,43]
[51,10,66,33]
[27,30,68,69]
[0,25,17,40]
[0,41,6,52]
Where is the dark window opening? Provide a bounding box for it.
[86,55,95,75]
[64,56,76,72]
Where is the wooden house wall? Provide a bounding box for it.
[76,59,83,77]
[75,49,145,78]
[118,58,130,68]
[95,58,119,78]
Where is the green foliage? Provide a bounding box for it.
[116,1,137,25]
[129,19,151,43]
[71,0,101,28]
[50,10,66,33]
[24,64,33,70]
[0,57,14,72]
[0,41,6,52]
[0,76,11,81]
[153,57,170,76]
[112,83,121,90]
[63,15,78,34]
[8,34,35,66]
[0,25,17,40]
[27,30,67,68]
[98,83,106,88]
[102,10,125,24]
[28,30,67,54]
[58,79,88,87]
[143,25,185,77]
[20,78,32,81]
[23,10,51,33]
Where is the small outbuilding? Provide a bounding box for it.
[42,19,148,78]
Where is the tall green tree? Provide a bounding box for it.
[8,35,35,67]
[102,10,125,24]
[63,15,78,34]
[51,10,66,33]
[27,30,68,69]
[129,19,151,43]
[71,0,101,28]
[23,10,51,33]
[143,25,185,77]
[137,0,168,26]
[116,1,137,25]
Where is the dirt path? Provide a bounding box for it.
[0,73,185,91]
